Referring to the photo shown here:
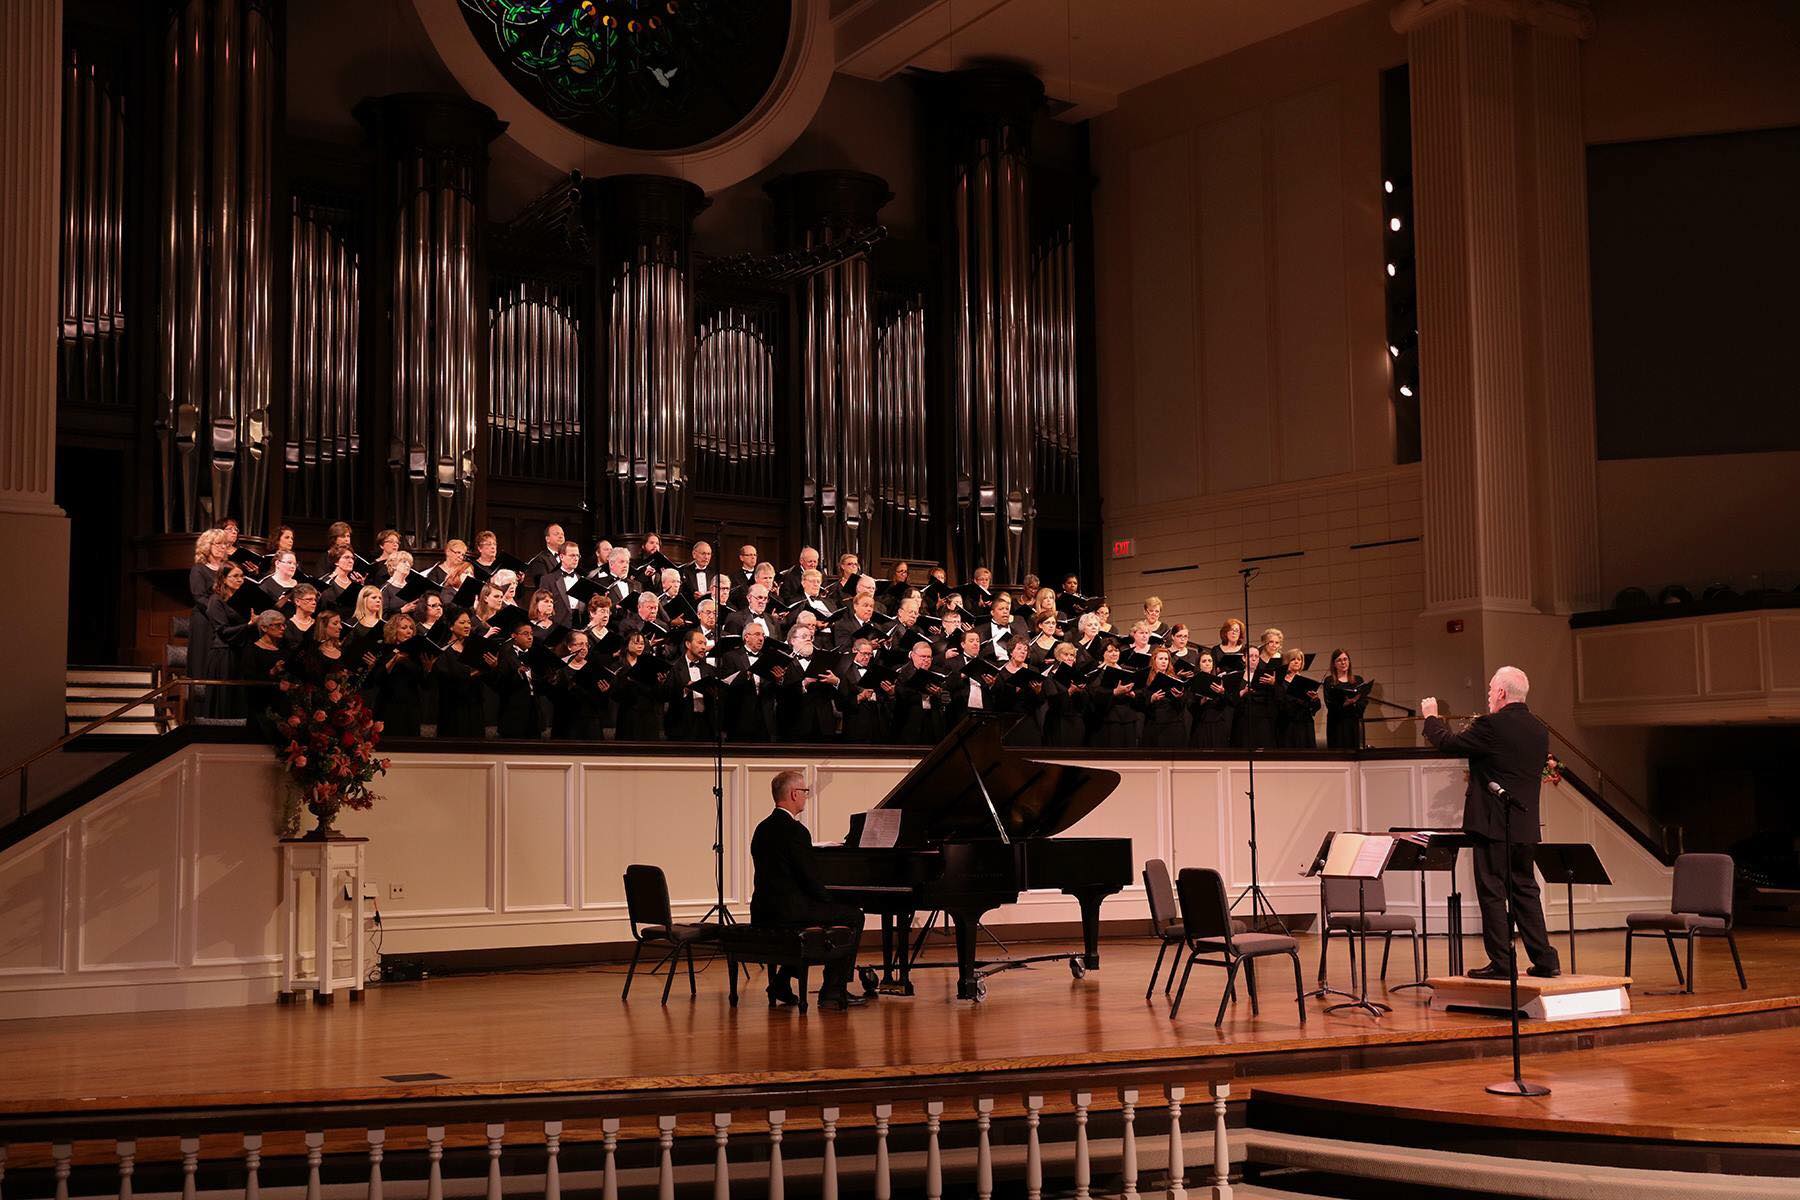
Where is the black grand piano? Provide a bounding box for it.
[812,714,1132,1001]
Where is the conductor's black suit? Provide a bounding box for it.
[749,806,865,995]
[1423,702,1560,973]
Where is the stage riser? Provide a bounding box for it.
[0,744,1674,1018]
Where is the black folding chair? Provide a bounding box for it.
[1171,867,1306,1026]
[1625,853,1747,993]
[622,864,719,1003]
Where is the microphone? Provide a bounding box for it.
[1487,780,1509,799]
[1488,779,1521,811]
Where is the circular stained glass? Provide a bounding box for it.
[458,0,791,152]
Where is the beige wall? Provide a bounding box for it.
[1090,1,1405,511]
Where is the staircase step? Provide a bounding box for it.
[66,702,159,719]
[66,667,157,686]
[66,720,162,736]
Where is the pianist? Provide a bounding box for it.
[749,771,868,1010]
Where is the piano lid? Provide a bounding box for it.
[865,714,1121,844]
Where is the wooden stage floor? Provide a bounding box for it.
[4,927,1798,1114]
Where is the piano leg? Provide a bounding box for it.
[951,910,985,1001]
[1068,887,1112,970]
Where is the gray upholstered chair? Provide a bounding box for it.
[1625,853,1745,994]
[1170,867,1306,1026]
[1143,859,1186,999]
[1317,875,1420,986]
[622,864,719,1003]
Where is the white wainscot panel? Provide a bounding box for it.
[1359,765,1420,908]
[0,830,67,975]
[814,760,911,845]
[342,759,495,917]
[191,756,284,965]
[1224,765,1349,899]
[503,763,574,913]
[1168,765,1226,876]
[582,761,726,912]
[78,765,185,971]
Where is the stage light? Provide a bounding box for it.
[1387,262,1397,277]
[1389,216,1403,232]
[1384,179,1394,193]
[1389,344,1400,358]
[1399,383,1414,397]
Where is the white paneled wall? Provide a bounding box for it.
[0,745,1671,1018]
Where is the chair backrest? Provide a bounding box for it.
[1671,853,1735,922]
[1175,867,1234,946]
[1321,874,1388,915]
[622,864,674,934]
[1143,859,1178,934]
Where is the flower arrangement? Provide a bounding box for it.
[270,672,390,839]
[1541,753,1563,785]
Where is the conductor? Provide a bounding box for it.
[750,770,868,1009]
[1420,667,1561,980]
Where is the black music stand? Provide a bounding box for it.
[1301,834,1357,1004]
[1387,831,1464,994]
[1316,832,1398,1019]
[1533,843,1610,976]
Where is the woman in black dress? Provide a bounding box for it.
[1139,648,1189,750]
[299,611,351,684]
[1276,647,1321,749]
[1187,650,1233,749]
[193,564,253,720]
[189,528,230,608]
[284,584,319,650]
[432,610,487,739]
[1025,610,1061,667]
[1086,640,1140,748]
[320,548,364,613]
[238,610,291,737]
[1230,646,1281,749]
[992,637,1052,746]
[548,628,613,739]
[611,630,671,741]
[1043,641,1089,748]
[1322,648,1371,751]
[367,613,432,738]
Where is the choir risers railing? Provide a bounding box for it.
[0,1069,1236,1200]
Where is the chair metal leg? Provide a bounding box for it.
[1623,929,1633,981]
[1245,957,1261,1015]
[1685,932,1696,995]
[1215,959,1240,1028]
[1664,933,1686,987]
[1148,938,1170,1001]
[1380,932,1392,982]
[660,945,680,1004]
[1290,950,1307,1024]
[622,941,645,1000]
[1165,941,1181,997]
[1170,950,1199,1019]
[1727,930,1748,989]
[686,943,698,997]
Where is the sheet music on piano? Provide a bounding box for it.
[858,808,903,849]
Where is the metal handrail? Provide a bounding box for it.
[4,677,251,821]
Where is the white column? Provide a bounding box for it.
[0,0,70,777]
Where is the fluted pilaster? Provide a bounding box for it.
[0,0,63,518]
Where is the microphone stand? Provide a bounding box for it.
[701,520,735,928]
[1486,780,1549,1097]
[1231,567,1285,934]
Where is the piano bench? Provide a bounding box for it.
[720,924,868,1012]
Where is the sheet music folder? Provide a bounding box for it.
[1533,842,1611,887]
[1307,831,1414,879]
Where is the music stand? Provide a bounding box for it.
[1386,830,1464,993]
[1315,832,1398,1019]
[1533,843,1610,975]
[1301,834,1359,1004]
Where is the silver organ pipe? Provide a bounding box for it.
[1029,224,1080,496]
[691,308,777,497]
[873,298,929,561]
[486,280,582,483]
[285,200,362,519]
[151,0,276,534]
[57,48,129,411]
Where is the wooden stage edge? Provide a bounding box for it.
[4,931,1800,1115]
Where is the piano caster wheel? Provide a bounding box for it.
[858,967,880,996]
[1069,958,1088,980]
[958,979,989,1002]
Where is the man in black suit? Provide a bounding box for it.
[664,628,720,742]
[749,771,866,1008]
[524,522,567,595]
[1421,666,1560,979]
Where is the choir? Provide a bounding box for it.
[185,523,1376,749]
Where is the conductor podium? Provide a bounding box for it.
[1428,973,1632,1020]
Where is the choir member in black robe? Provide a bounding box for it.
[775,626,840,741]
[612,630,673,741]
[981,593,1026,656]
[259,551,302,613]
[541,543,588,626]
[298,612,352,685]
[1168,625,1203,676]
[679,540,718,603]
[189,528,230,608]
[368,529,402,587]
[1214,618,1249,675]
[991,639,1053,747]
[284,584,320,650]
[717,624,779,741]
[430,539,478,607]
[525,589,561,644]
[1139,648,1189,750]
[432,611,488,739]
[484,620,543,740]
[1187,651,1234,749]
[1043,642,1090,748]
[1323,650,1372,751]
[891,641,950,745]
[319,548,365,613]
[1086,641,1141,748]
[1277,647,1322,749]
[723,583,782,640]
[314,521,354,578]
[547,629,613,739]
[1025,610,1062,667]
[1141,596,1171,642]
[836,639,889,744]
[523,522,568,596]
[665,628,722,742]
[193,564,253,719]
[343,587,388,684]
[942,629,991,726]
[1230,646,1282,749]
[367,613,432,738]
[378,551,423,618]
[238,611,291,737]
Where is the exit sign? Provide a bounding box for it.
[1112,538,1134,559]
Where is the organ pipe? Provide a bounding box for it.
[874,298,929,561]
[57,47,128,410]
[1031,224,1079,495]
[487,280,583,482]
[285,199,361,518]
[356,93,503,550]
[692,308,777,497]
[154,0,279,534]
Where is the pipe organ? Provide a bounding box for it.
[692,307,778,498]
[1030,224,1080,498]
[154,0,279,534]
[285,199,361,519]
[58,47,128,410]
[584,176,707,539]
[487,280,584,483]
[874,297,929,562]
[357,94,504,550]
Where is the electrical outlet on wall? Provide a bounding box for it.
[388,882,406,900]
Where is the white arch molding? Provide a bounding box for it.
[412,0,835,194]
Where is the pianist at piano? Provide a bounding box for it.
[749,770,868,1009]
